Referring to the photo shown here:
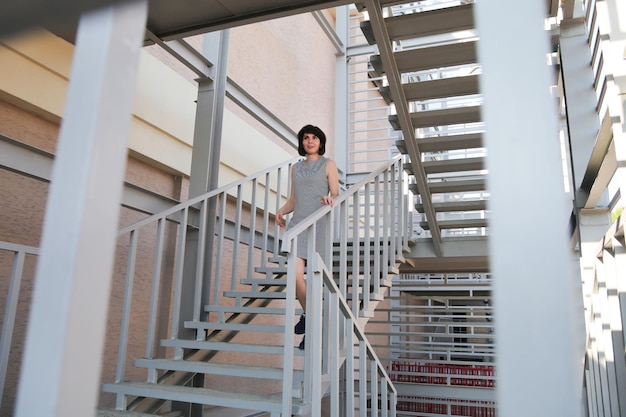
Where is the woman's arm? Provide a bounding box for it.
[276,165,296,226]
[322,158,340,206]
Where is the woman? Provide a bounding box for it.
[275,124,339,349]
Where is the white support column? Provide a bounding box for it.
[559,21,600,192]
[474,1,583,416]
[14,2,148,416]
[334,5,349,179]
[601,241,626,415]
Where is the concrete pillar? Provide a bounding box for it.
[474,1,583,415]
[14,2,148,416]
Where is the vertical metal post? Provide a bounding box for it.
[0,250,26,402]
[600,242,626,415]
[14,2,148,416]
[179,30,230,339]
[334,6,349,180]
[363,182,371,313]
[474,1,582,416]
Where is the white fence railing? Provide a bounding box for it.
[0,241,39,411]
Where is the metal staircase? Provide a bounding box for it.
[98,156,410,416]
[358,0,488,257]
[348,3,496,415]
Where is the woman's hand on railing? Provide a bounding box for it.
[320,195,335,207]
[275,210,286,227]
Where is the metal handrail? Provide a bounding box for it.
[117,156,300,236]
[278,156,408,415]
[0,242,39,409]
[108,154,410,414]
[112,156,299,386]
[299,253,397,416]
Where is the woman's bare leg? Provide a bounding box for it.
[295,257,306,312]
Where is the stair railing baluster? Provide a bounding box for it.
[339,198,348,297]
[351,191,360,318]
[211,193,227,308]
[231,184,243,291]
[383,168,391,280]
[169,206,188,340]
[381,374,388,417]
[324,195,334,266]
[328,287,340,416]
[396,161,408,255]
[0,243,36,409]
[145,217,165,359]
[345,316,356,415]
[261,172,271,268]
[390,162,398,264]
[402,161,412,252]
[371,358,379,417]
[374,175,382,296]
[322,267,330,377]
[247,178,258,279]
[273,168,282,257]
[307,237,323,416]
[363,181,371,314]
[359,340,367,414]
[395,160,404,255]
[192,199,207,324]
[114,230,137,385]
[280,239,297,417]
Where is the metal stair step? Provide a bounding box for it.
[361,3,474,43]
[97,409,164,417]
[415,199,488,213]
[101,382,310,416]
[161,338,304,355]
[370,41,478,75]
[410,178,487,194]
[242,271,395,288]
[421,157,485,175]
[203,305,302,316]
[134,358,304,381]
[396,133,483,154]
[185,320,285,333]
[380,74,480,104]
[226,280,390,303]
[241,277,288,286]
[224,290,287,300]
[253,264,287,275]
[254,261,396,277]
[420,218,488,230]
[389,105,482,130]
[265,256,288,266]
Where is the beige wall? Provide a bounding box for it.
[228,10,338,156]
[0,8,338,414]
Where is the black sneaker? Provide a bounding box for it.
[294,314,306,334]
[298,336,305,350]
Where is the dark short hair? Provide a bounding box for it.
[297,124,327,156]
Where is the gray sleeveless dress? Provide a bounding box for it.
[287,157,330,260]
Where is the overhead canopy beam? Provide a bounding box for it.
[0,0,134,38]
